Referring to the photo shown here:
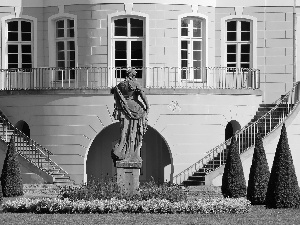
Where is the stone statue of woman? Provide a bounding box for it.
[112,68,149,165]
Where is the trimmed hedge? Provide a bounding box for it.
[265,124,300,208]
[59,179,187,202]
[222,136,246,198]
[1,138,23,197]
[247,132,270,205]
[2,197,251,214]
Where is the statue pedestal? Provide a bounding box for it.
[116,161,142,196]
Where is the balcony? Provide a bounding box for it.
[0,67,260,91]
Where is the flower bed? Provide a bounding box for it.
[2,197,251,214]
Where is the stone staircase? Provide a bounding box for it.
[175,82,300,186]
[0,111,73,185]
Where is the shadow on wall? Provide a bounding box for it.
[225,120,241,140]
[86,122,173,184]
[15,120,30,138]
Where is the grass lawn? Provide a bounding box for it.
[1,185,300,224]
[0,205,300,225]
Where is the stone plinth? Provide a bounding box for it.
[116,161,142,196]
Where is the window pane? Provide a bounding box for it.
[241,32,250,41]
[67,41,75,50]
[67,19,75,37]
[241,63,250,68]
[69,51,75,61]
[115,60,127,67]
[227,63,236,68]
[193,51,201,61]
[22,54,32,63]
[193,41,201,50]
[227,21,236,31]
[241,54,250,62]
[241,44,250,53]
[181,60,188,68]
[193,19,202,37]
[57,29,64,38]
[67,19,74,28]
[57,42,64,51]
[194,68,201,79]
[57,61,65,67]
[131,41,142,59]
[8,54,18,63]
[8,21,18,31]
[22,45,31,53]
[241,21,250,31]
[67,28,74,37]
[56,20,64,38]
[227,44,236,53]
[181,19,188,36]
[8,45,18,53]
[181,50,188,59]
[227,54,236,62]
[8,64,18,69]
[115,41,126,59]
[193,60,201,68]
[181,41,188,49]
[21,21,31,32]
[57,51,64,60]
[56,20,64,29]
[131,60,143,68]
[227,32,236,41]
[114,18,127,36]
[22,33,31,41]
[8,32,18,41]
[130,18,143,37]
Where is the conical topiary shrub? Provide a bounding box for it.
[1,138,23,197]
[265,123,300,208]
[247,132,270,205]
[221,136,246,198]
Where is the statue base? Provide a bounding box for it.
[116,160,142,196]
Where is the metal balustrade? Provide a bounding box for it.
[1,67,260,90]
[173,81,300,185]
[0,111,72,184]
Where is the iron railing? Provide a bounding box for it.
[1,67,260,90]
[173,81,300,184]
[0,111,71,181]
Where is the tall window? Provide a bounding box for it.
[7,20,33,69]
[55,18,75,80]
[180,17,204,80]
[226,20,252,69]
[113,17,144,79]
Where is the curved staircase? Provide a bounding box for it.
[173,82,300,186]
[0,111,73,185]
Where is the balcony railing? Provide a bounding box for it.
[0,67,260,90]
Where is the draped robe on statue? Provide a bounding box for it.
[112,78,148,164]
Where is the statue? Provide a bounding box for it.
[112,68,149,165]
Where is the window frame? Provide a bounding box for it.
[1,14,37,70]
[225,19,252,70]
[221,15,257,70]
[48,13,78,82]
[180,17,205,81]
[112,16,145,80]
[55,18,76,80]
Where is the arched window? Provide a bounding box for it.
[226,19,252,69]
[55,18,76,80]
[6,19,33,69]
[180,17,205,81]
[112,17,145,81]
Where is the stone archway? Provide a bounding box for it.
[225,120,241,140]
[86,123,173,184]
[15,120,30,137]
